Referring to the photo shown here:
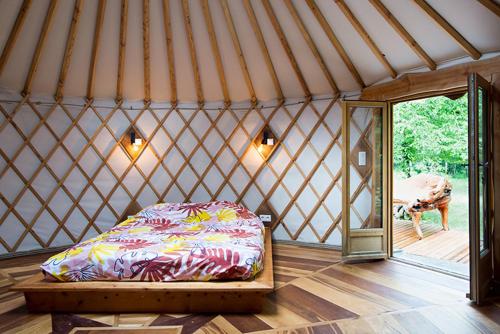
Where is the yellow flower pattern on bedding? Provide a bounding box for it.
[41,201,265,282]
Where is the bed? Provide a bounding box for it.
[13,201,274,313]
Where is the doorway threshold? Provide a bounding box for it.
[390,253,469,280]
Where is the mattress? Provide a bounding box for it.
[41,201,265,282]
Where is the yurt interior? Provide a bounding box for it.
[0,0,500,333]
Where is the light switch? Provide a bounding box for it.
[358,151,366,166]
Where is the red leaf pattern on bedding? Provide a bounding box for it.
[40,201,264,282]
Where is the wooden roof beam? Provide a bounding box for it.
[477,0,500,17]
[143,0,151,102]
[182,0,204,107]
[55,0,83,100]
[86,0,106,101]
[285,0,338,94]
[116,0,128,102]
[22,0,58,96]
[243,0,283,102]
[305,0,365,88]
[414,0,481,60]
[161,0,176,106]
[334,0,397,79]
[220,0,256,104]
[202,0,230,106]
[369,0,436,70]
[0,0,32,76]
[262,0,310,98]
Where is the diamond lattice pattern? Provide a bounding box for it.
[0,96,343,255]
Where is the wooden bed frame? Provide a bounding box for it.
[12,229,274,313]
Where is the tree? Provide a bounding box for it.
[393,94,468,177]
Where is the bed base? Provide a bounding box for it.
[13,229,273,313]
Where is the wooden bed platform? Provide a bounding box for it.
[12,229,274,313]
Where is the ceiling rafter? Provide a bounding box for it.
[284,0,339,94]
[202,0,230,106]
[334,0,397,79]
[55,0,83,100]
[220,0,256,104]
[161,0,176,106]
[0,0,32,76]
[243,0,283,102]
[414,0,481,60]
[305,0,365,88]
[369,0,436,70]
[262,0,311,98]
[477,0,500,18]
[116,0,128,102]
[86,0,106,100]
[143,0,151,102]
[22,0,58,96]
[182,0,204,106]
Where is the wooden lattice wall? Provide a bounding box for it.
[0,94,343,255]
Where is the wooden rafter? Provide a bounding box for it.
[243,0,283,102]
[55,0,83,100]
[477,0,500,17]
[285,0,338,94]
[414,0,481,60]
[0,0,32,76]
[116,0,128,102]
[305,0,365,88]
[182,0,203,106]
[220,0,256,104]
[334,0,397,79]
[262,0,311,98]
[369,0,436,70]
[143,0,151,101]
[86,0,106,100]
[162,0,176,105]
[22,0,58,96]
[202,0,230,105]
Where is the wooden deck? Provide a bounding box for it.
[394,219,469,264]
[1,242,498,333]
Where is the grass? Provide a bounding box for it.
[394,173,469,231]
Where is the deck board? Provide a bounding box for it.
[394,219,469,264]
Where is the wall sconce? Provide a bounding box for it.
[120,126,145,160]
[253,125,279,160]
[130,131,143,152]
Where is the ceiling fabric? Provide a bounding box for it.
[0,0,499,103]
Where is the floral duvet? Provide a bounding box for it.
[41,201,265,282]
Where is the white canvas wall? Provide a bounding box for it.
[0,92,344,255]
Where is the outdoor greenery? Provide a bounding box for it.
[393,94,468,177]
[393,95,469,231]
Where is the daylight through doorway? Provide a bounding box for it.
[392,94,469,277]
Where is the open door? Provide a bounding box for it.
[468,73,494,304]
[342,101,389,261]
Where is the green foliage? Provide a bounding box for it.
[393,94,468,177]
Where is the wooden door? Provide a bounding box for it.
[468,73,494,304]
[342,101,389,261]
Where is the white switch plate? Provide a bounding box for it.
[358,151,366,166]
[259,214,272,222]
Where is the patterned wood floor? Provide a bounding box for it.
[394,219,469,264]
[1,243,499,334]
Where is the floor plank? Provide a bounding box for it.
[0,242,497,333]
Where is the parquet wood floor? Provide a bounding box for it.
[1,243,499,334]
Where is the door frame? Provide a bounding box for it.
[386,89,468,265]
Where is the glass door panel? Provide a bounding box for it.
[342,101,388,261]
[468,73,493,304]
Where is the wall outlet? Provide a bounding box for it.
[259,214,272,222]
